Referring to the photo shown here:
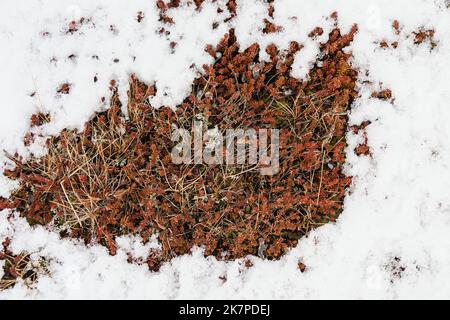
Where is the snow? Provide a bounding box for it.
[1,0,450,299]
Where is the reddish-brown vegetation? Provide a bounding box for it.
[351,120,372,157]
[371,89,393,101]
[1,25,359,269]
[377,21,437,50]
[156,0,237,25]
[0,238,47,290]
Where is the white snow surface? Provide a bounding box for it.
[1,0,450,299]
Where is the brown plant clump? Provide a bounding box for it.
[0,238,48,290]
[263,19,283,34]
[351,120,372,157]
[1,25,359,269]
[377,20,437,50]
[156,0,237,25]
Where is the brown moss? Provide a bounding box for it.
[0,238,48,290]
[298,262,307,273]
[371,88,392,101]
[263,19,283,34]
[2,25,359,264]
[156,0,238,24]
[377,22,437,51]
[309,27,324,38]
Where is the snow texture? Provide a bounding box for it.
[1,0,450,299]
